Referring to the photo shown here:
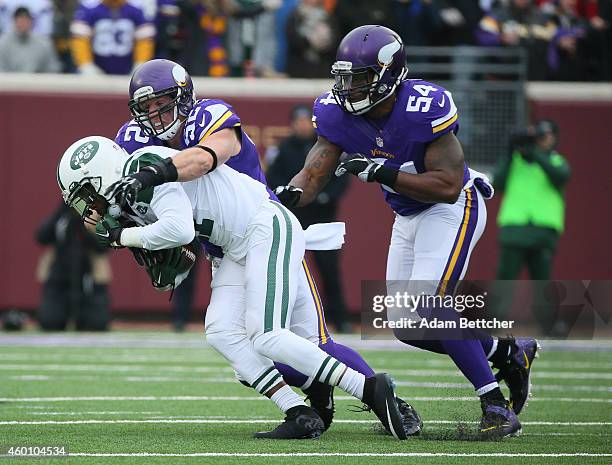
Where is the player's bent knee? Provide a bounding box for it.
[251,329,287,359]
[205,330,243,355]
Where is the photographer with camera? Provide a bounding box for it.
[494,119,571,281]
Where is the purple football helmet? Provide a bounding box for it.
[128,59,196,140]
[331,25,407,115]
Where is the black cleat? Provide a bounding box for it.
[396,396,422,436]
[494,338,540,415]
[253,405,325,439]
[479,398,521,440]
[303,382,335,431]
[362,374,408,440]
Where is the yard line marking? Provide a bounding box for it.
[0,364,233,373]
[3,333,612,351]
[6,374,612,394]
[1,395,610,404]
[55,452,612,458]
[3,364,612,381]
[27,411,164,416]
[4,354,612,371]
[3,419,612,426]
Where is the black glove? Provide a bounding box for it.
[274,185,303,208]
[105,158,178,208]
[335,153,399,187]
[95,214,124,247]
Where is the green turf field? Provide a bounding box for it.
[1,332,611,464]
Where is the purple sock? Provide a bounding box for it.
[319,339,375,377]
[440,339,496,391]
[273,339,375,387]
[273,362,308,388]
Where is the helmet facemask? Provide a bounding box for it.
[65,177,109,226]
[332,61,407,115]
[129,87,191,141]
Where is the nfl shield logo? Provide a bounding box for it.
[376,137,384,147]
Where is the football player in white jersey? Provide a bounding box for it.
[57,135,414,440]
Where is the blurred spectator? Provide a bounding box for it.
[601,0,612,79]
[267,105,351,332]
[285,0,336,78]
[226,0,280,77]
[171,0,229,77]
[494,120,570,282]
[273,0,298,73]
[70,0,155,75]
[52,0,80,73]
[546,0,606,80]
[154,0,180,60]
[0,6,60,72]
[476,0,557,80]
[198,0,229,76]
[391,0,444,46]
[36,202,111,331]
[0,0,53,36]
[434,0,485,45]
[333,0,391,40]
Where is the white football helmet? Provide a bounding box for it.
[57,136,127,224]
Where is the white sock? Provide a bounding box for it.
[314,355,365,399]
[269,384,305,413]
[476,381,499,396]
[337,367,366,400]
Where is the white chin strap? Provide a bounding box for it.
[344,96,372,114]
[156,118,181,141]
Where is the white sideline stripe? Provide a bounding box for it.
[1,354,226,364]
[1,395,610,404]
[6,374,612,393]
[3,419,612,426]
[3,364,611,380]
[4,354,612,371]
[55,453,612,458]
[0,364,232,373]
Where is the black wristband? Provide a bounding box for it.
[373,165,399,188]
[136,157,178,188]
[196,145,218,173]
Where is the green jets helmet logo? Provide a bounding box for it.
[70,141,99,170]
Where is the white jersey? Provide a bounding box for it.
[122,146,270,260]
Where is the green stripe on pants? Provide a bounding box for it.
[271,202,293,328]
[264,216,281,333]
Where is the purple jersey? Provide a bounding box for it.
[313,79,469,216]
[116,98,270,190]
[115,98,273,258]
[71,0,154,75]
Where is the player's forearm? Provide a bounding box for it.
[289,169,330,207]
[172,147,223,182]
[393,171,462,204]
[173,128,239,181]
[289,135,341,206]
[121,217,195,250]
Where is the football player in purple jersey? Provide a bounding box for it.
[274,25,539,439]
[70,0,155,75]
[106,59,422,439]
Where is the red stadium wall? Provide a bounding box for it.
[1,90,611,316]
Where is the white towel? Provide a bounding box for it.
[465,168,495,199]
[304,222,346,251]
